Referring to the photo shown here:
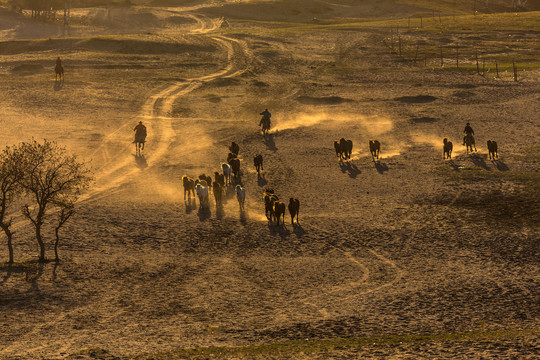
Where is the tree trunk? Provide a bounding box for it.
[1,226,14,264]
[36,217,45,262]
[54,227,59,262]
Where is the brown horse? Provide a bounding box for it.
[182,175,195,200]
[288,198,300,224]
[464,133,476,153]
[273,200,286,225]
[253,154,263,176]
[369,140,381,160]
[487,140,498,160]
[55,63,63,81]
[443,138,453,159]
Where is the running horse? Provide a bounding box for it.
[55,62,63,81]
[260,115,271,135]
[134,122,147,153]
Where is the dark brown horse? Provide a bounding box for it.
[487,140,498,160]
[288,198,300,224]
[369,140,381,160]
[55,63,63,81]
[443,138,453,159]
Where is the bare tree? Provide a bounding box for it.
[12,139,92,262]
[0,147,20,264]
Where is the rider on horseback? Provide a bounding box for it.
[462,122,474,145]
[134,121,147,150]
[55,57,64,80]
[259,109,271,132]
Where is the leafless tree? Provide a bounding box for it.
[12,139,92,262]
[0,147,20,264]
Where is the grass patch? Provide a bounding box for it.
[131,329,539,359]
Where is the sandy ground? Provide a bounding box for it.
[0,1,538,359]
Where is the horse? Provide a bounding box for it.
[214,171,225,188]
[261,116,271,135]
[198,174,212,193]
[369,140,381,160]
[195,183,209,209]
[228,157,241,180]
[229,142,239,156]
[334,140,342,159]
[253,155,263,176]
[288,198,300,224]
[341,139,353,159]
[464,133,476,153]
[182,175,195,200]
[134,131,146,153]
[55,63,64,81]
[222,163,232,186]
[235,185,246,211]
[487,140,498,160]
[264,189,278,220]
[213,183,223,208]
[273,201,286,225]
[443,138,453,159]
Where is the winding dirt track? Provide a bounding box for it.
[83,14,250,202]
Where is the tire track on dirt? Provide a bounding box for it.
[80,14,250,203]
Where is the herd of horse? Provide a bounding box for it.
[178,127,499,225]
[442,135,498,160]
[180,141,300,224]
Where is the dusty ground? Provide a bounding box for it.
[0,1,538,359]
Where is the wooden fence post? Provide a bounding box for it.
[495,61,499,78]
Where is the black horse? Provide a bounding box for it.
[55,63,64,81]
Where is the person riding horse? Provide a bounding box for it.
[259,109,271,133]
[134,121,147,150]
[463,122,474,145]
[55,57,64,81]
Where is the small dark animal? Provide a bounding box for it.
[487,140,498,160]
[214,171,225,188]
[253,154,263,175]
[369,140,381,160]
[264,190,278,220]
[273,201,286,225]
[198,174,212,192]
[213,183,223,207]
[229,142,239,156]
[228,157,241,179]
[288,198,300,224]
[334,140,342,159]
[182,175,195,200]
[443,138,453,159]
[344,139,353,159]
[464,133,476,153]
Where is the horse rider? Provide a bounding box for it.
[56,57,62,68]
[134,121,147,149]
[259,108,271,128]
[463,122,474,145]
